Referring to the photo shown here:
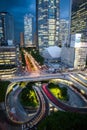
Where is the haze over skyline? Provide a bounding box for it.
[0,0,70,42]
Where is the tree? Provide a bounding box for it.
[61,87,67,97]
[0,81,10,102]
[37,111,87,130]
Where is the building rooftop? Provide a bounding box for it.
[42,46,61,59]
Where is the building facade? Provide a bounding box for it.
[0,46,17,76]
[61,0,87,69]
[24,14,34,47]
[20,32,24,47]
[71,0,87,43]
[36,0,60,50]
[61,47,75,68]
[0,46,16,66]
[74,47,87,68]
[61,47,87,69]
[59,19,69,47]
[0,12,14,46]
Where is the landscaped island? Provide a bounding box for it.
[48,82,69,101]
[19,82,39,108]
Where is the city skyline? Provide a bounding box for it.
[0,0,87,129]
[0,0,70,42]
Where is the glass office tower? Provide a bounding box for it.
[36,0,60,50]
[0,12,14,46]
[24,14,34,47]
[70,0,87,68]
[59,19,69,47]
[71,0,87,43]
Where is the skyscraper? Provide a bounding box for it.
[24,14,34,47]
[71,0,87,43]
[0,12,17,75]
[0,12,14,46]
[61,0,87,69]
[36,0,60,50]
[59,19,69,47]
[70,0,87,69]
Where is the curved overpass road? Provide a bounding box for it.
[69,74,87,87]
[42,84,87,114]
[22,86,49,129]
[6,86,29,122]
[5,83,49,129]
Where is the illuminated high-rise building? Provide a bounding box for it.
[61,0,87,69]
[59,19,69,47]
[0,12,14,46]
[24,14,34,47]
[71,0,87,43]
[36,0,60,50]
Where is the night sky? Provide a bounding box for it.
[0,0,70,42]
